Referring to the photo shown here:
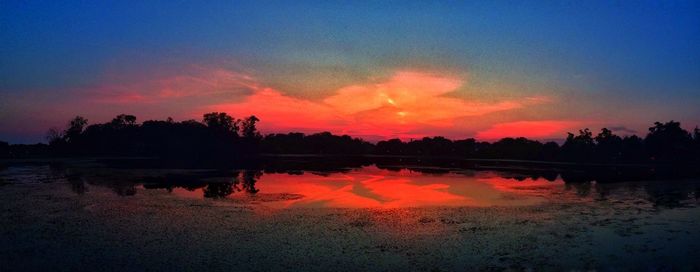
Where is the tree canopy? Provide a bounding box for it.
[2,115,699,164]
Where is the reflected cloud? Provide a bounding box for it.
[33,162,700,210]
[164,166,552,208]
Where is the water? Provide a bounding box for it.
[1,161,699,270]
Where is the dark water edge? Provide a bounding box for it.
[1,156,699,271]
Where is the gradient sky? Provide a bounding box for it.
[1,1,699,143]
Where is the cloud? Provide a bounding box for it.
[1,66,557,142]
[475,120,581,140]
[86,67,258,104]
[211,70,551,139]
[608,126,637,134]
[0,66,260,143]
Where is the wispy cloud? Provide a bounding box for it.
[86,67,257,104]
[608,126,638,135]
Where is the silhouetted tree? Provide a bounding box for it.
[561,129,595,161]
[645,121,692,161]
[375,139,405,155]
[263,132,372,154]
[540,141,560,161]
[203,112,239,135]
[46,128,65,146]
[37,114,700,166]
[482,137,546,160]
[0,141,8,158]
[692,127,700,161]
[620,135,645,162]
[110,114,137,128]
[594,128,623,162]
[240,115,261,139]
[453,138,478,158]
[64,116,87,143]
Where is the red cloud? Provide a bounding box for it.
[26,66,556,141]
[475,120,581,140]
[209,70,551,139]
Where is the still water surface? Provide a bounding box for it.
[2,163,698,209]
[1,162,699,270]
[167,167,557,208]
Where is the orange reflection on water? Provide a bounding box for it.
[256,171,477,208]
[171,166,564,208]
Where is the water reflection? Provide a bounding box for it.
[145,167,573,208]
[0,160,700,208]
[2,162,699,209]
[139,170,262,198]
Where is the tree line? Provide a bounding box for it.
[1,112,700,164]
[40,113,261,159]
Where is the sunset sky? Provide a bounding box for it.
[2,1,699,143]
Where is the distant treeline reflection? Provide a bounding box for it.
[55,161,699,209]
[2,112,700,164]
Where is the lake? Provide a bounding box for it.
[1,159,699,271]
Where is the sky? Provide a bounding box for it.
[1,0,699,143]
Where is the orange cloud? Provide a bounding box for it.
[475,120,581,140]
[323,71,525,125]
[210,70,551,139]
[34,65,556,141]
[208,88,346,132]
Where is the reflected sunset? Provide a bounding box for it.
[170,166,558,208]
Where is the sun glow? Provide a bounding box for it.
[28,65,565,141]
[208,70,551,139]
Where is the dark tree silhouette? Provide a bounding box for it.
[46,128,63,145]
[483,137,549,160]
[694,127,700,161]
[203,112,239,136]
[0,141,9,158]
[65,116,88,143]
[375,139,405,155]
[540,141,560,161]
[620,135,645,162]
[240,115,261,139]
[561,129,595,162]
[594,128,623,162]
[263,132,373,154]
[645,121,693,161]
[453,138,478,158]
[110,114,137,128]
[3,114,690,165]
